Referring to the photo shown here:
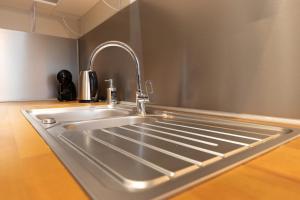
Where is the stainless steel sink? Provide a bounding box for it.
[22,103,299,200]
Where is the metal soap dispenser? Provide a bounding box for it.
[105,79,117,105]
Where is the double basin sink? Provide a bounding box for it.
[22,103,299,200]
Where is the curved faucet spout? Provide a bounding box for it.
[88,41,149,116]
[89,41,143,94]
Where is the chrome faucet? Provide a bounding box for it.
[88,41,149,116]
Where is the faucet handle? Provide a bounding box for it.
[145,80,154,98]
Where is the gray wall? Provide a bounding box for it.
[79,0,300,119]
[0,28,78,101]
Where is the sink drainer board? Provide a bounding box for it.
[22,105,299,200]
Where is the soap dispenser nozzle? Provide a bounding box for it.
[105,79,117,105]
[105,79,114,88]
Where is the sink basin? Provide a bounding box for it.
[22,103,299,200]
[27,106,132,124]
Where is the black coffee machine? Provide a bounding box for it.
[57,70,77,101]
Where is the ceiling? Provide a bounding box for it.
[0,0,100,18]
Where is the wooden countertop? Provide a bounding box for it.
[0,101,299,200]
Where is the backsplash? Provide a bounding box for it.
[79,0,300,119]
[0,28,78,101]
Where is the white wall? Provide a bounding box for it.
[0,28,78,101]
[0,6,80,39]
[80,0,136,36]
[0,1,137,39]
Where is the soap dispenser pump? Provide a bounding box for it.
[105,79,117,105]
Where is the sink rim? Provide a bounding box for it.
[21,102,300,200]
